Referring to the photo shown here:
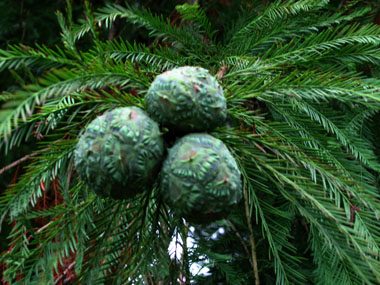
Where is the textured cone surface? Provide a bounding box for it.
[74,107,164,199]
[161,133,242,223]
[145,66,227,132]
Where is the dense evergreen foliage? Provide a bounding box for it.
[1,0,380,284]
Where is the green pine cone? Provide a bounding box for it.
[161,133,242,224]
[74,107,165,199]
[145,66,227,132]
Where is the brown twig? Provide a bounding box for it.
[243,185,260,284]
[0,147,50,176]
[54,261,76,285]
[107,0,122,40]
[67,166,73,191]
[216,60,227,80]
[179,221,190,285]
[19,0,26,42]
[227,218,254,270]
[36,221,53,233]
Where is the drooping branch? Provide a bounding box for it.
[243,185,260,285]
[0,147,50,176]
[227,218,254,270]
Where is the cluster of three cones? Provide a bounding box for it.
[75,66,242,224]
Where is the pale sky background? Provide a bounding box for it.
[168,226,227,279]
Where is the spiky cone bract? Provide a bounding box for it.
[145,66,227,133]
[74,106,164,199]
[161,133,242,224]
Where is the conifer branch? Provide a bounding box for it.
[54,261,76,284]
[0,147,50,176]
[243,185,260,285]
[1,0,380,283]
[227,218,254,270]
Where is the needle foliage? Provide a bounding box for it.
[1,0,380,284]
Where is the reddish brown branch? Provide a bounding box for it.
[54,261,76,285]
[227,219,255,270]
[0,147,50,176]
[243,186,260,284]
